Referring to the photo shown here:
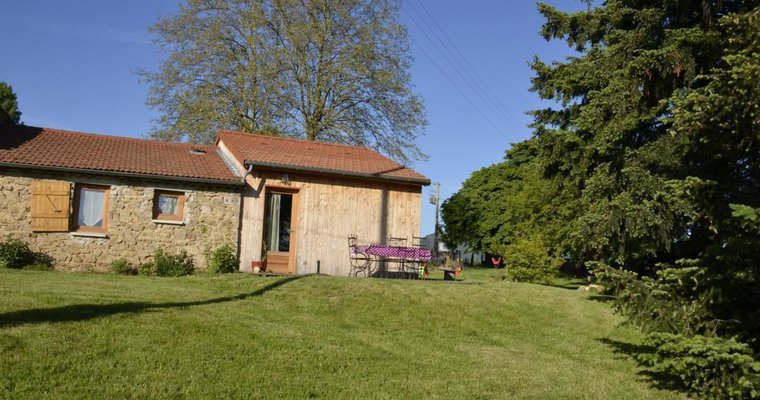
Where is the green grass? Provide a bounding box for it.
[0,269,683,399]
[451,264,505,282]
[429,264,587,289]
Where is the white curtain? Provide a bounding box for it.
[158,195,178,215]
[267,194,281,251]
[78,189,104,227]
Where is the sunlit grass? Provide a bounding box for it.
[0,269,683,399]
[428,264,586,289]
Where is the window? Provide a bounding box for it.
[74,184,109,233]
[153,190,185,221]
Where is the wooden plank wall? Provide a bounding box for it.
[238,171,422,276]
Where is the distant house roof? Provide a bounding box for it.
[216,130,430,186]
[0,125,241,185]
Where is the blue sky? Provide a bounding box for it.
[0,0,584,235]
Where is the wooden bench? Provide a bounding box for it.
[441,266,461,281]
[441,268,456,281]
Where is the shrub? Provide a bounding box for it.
[153,249,194,277]
[207,244,238,274]
[111,258,137,275]
[32,252,55,269]
[138,262,156,276]
[639,333,760,400]
[22,263,53,271]
[0,237,34,269]
[502,234,561,285]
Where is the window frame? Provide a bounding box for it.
[153,190,185,221]
[73,184,110,233]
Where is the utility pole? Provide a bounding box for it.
[429,182,440,261]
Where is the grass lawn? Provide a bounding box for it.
[0,268,683,399]
[427,264,586,288]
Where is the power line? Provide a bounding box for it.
[404,5,516,133]
[412,0,524,131]
[404,1,525,136]
[405,4,510,130]
[407,33,511,142]
[407,1,516,130]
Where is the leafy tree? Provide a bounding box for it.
[445,1,759,355]
[441,149,524,253]
[441,140,571,271]
[140,0,288,144]
[141,0,426,164]
[0,82,21,124]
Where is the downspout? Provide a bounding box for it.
[236,162,254,270]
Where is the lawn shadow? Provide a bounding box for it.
[586,294,615,303]
[551,279,587,290]
[598,337,686,394]
[0,275,303,329]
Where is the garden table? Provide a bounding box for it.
[354,244,432,262]
[349,243,432,278]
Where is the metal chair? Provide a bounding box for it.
[388,236,411,277]
[388,236,407,246]
[411,236,425,247]
[348,234,373,277]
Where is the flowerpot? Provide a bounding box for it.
[251,261,267,273]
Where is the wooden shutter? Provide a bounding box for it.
[30,180,71,232]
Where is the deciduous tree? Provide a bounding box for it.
[141,0,426,164]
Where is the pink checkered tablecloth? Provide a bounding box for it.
[352,244,432,262]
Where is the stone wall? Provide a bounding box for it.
[0,168,241,272]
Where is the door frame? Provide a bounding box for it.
[262,186,299,274]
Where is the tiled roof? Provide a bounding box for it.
[216,130,430,185]
[0,125,241,184]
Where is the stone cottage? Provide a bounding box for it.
[0,124,430,275]
[0,125,242,271]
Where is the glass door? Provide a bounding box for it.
[264,191,295,273]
